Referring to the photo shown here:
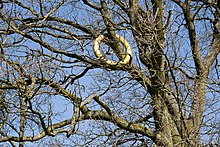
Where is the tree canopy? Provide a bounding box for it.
[0,0,219,146]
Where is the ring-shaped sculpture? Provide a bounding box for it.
[94,34,132,66]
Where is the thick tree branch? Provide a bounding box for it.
[182,3,204,76]
[204,11,220,70]
[82,0,100,11]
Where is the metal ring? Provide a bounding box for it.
[94,34,132,65]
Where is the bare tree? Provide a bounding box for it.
[0,0,219,146]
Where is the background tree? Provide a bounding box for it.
[0,0,219,146]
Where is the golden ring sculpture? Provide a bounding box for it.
[94,34,132,65]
